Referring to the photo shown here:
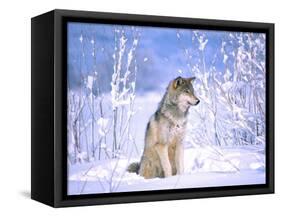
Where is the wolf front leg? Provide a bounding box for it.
[155,144,172,177]
[175,143,184,175]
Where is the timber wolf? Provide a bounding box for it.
[127,76,200,179]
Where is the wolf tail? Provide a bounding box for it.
[127,162,140,174]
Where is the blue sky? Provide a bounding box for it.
[67,22,265,93]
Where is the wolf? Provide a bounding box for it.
[127,76,200,179]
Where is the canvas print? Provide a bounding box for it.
[67,22,266,195]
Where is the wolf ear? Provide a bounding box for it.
[187,77,196,83]
[173,76,184,89]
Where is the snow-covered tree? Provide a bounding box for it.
[176,30,265,149]
[67,27,140,164]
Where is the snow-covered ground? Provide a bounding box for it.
[68,146,265,195]
[67,91,265,195]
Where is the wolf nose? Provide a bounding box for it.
[195,100,200,105]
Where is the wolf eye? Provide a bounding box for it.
[185,89,190,93]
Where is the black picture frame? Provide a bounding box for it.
[31,9,274,207]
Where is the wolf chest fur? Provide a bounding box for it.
[127,76,200,179]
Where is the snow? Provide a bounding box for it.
[221,41,226,53]
[97,117,109,137]
[67,28,266,196]
[223,54,228,64]
[97,117,109,129]
[110,32,137,109]
[198,37,208,51]
[67,88,265,195]
[79,34,83,43]
[100,143,107,148]
[86,75,94,90]
[178,69,183,74]
[68,146,265,195]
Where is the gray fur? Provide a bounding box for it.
[127,76,199,179]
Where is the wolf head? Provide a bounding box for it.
[169,76,200,112]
